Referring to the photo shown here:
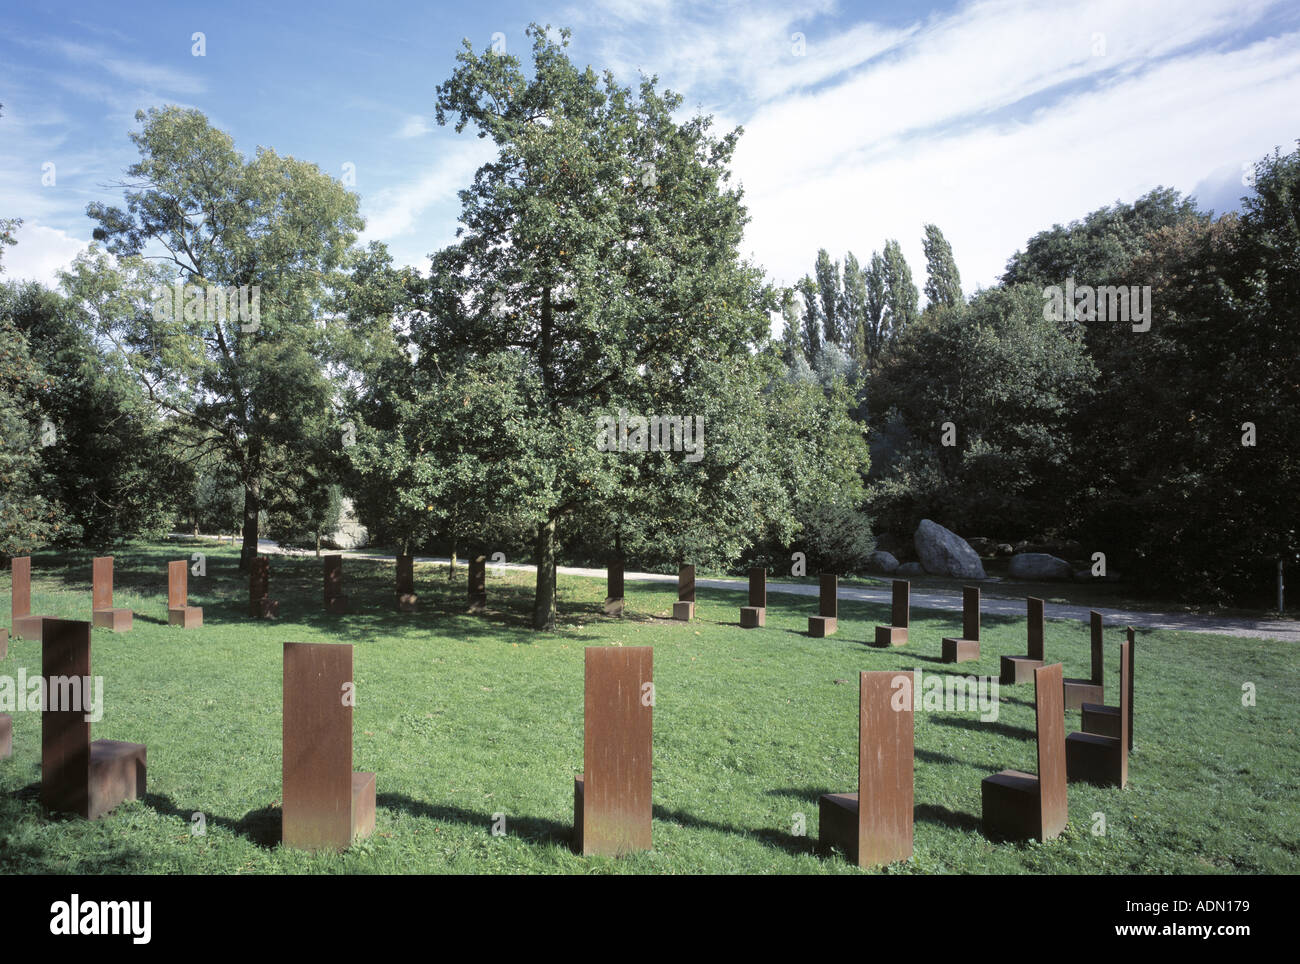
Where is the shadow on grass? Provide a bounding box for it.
[933,716,1035,741]
[142,792,282,848]
[652,805,815,857]
[377,791,571,847]
[915,803,981,833]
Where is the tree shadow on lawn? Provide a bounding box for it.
[652,804,815,857]
[142,791,282,849]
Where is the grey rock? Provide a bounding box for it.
[1008,552,1072,580]
[868,550,900,574]
[914,519,986,579]
[897,562,926,577]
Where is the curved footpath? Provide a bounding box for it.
[176,535,1300,643]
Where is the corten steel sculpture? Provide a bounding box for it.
[468,556,487,613]
[41,618,147,819]
[1082,627,1136,751]
[981,662,1067,842]
[873,579,910,647]
[1063,611,1105,710]
[0,712,11,759]
[740,567,766,628]
[11,556,49,642]
[249,558,279,619]
[395,555,417,612]
[323,554,348,614]
[1066,638,1131,787]
[941,586,981,663]
[673,565,695,621]
[809,573,839,637]
[1000,597,1046,684]
[90,557,132,632]
[573,645,653,856]
[282,642,376,852]
[604,562,624,617]
[820,671,914,867]
[167,561,202,628]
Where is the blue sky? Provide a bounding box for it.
[3,0,1298,298]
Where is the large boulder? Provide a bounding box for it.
[868,551,900,574]
[914,519,986,579]
[1008,552,1072,580]
[897,562,925,577]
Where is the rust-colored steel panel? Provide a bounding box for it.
[92,557,113,611]
[579,645,653,856]
[1089,611,1104,684]
[12,555,31,620]
[678,565,695,603]
[891,579,909,628]
[249,557,278,618]
[963,586,980,642]
[168,561,187,610]
[396,555,414,596]
[1119,638,1131,780]
[1027,597,1045,661]
[607,562,624,602]
[748,568,766,608]
[469,555,487,610]
[41,618,92,817]
[0,712,10,759]
[1034,662,1067,840]
[1126,627,1136,752]
[857,670,913,865]
[283,642,355,852]
[323,555,343,603]
[820,573,838,618]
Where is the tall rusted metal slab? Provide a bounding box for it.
[740,567,766,628]
[873,579,909,647]
[282,642,375,852]
[981,662,1067,841]
[0,712,10,759]
[942,586,981,662]
[40,618,146,819]
[809,572,838,637]
[249,558,279,619]
[999,597,1046,684]
[11,556,46,641]
[91,556,132,632]
[323,554,348,614]
[673,564,695,620]
[820,671,914,866]
[1064,610,1105,709]
[167,560,202,628]
[396,554,417,612]
[573,646,653,856]
[604,562,624,617]
[468,556,487,612]
[1067,639,1131,787]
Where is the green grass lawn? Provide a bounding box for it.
[1,540,1296,874]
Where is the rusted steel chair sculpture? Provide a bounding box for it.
[468,555,487,613]
[981,662,1067,841]
[1081,628,1136,750]
[167,560,202,628]
[1066,638,1131,787]
[573,646,653,856]
[1000,597,1046,684]
[604,561,624,617]
[873,579,909,647]
[250,557,279,619]
[673,565,695,621]
[941,586,981,662]
[1063,611,1105,710]
[820,671,914,867]
[740,567,766,628]
[90,557,132,632]
[41,618,146,819]
[323,554,348,614]
[11,556,50,642]
[395,554,417,612]
[809,573,838,638]
[282,642,375,851]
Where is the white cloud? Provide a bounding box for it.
[396,115,433,139]
[360,138,498,244]
[3,222,90,288]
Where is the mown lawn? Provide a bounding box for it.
[1,540,1296,874]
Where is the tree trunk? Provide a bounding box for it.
[533,516,557,631]
[448,539,458,582]
[239,480,261,572]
